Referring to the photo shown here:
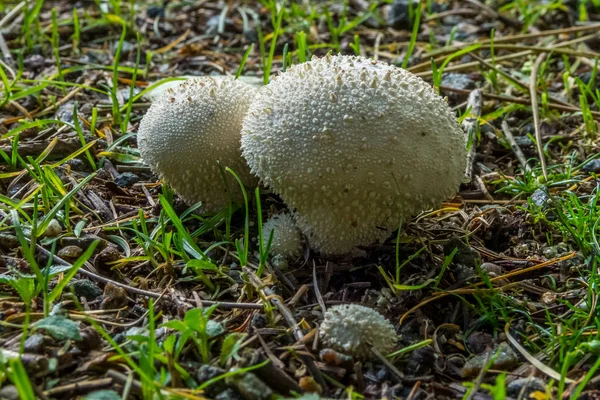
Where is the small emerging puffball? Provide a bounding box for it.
[320,304,397,360]
[241,54,467,255]
[137,77,258,214]
[262,212,302,258]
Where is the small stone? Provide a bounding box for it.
[506,377,547,398]
[513,135,534,148]
[67,279,103,300]
[66,158,87,171]
[251,314,267,329]
[55,101,75,123]
[57,245,84,259]
[582,159,600,174]
[466,332,494,354]
[441,73,476,91]
[114,172,139,188]
[543,246,557,259]
[0,233,19,251]
[78,327,102,351]
[95,246,121,269]
[23,334,47,353]
[530,189,550,208]
[43,219,62,237]
[444,238,481,267]
[0,385,20,400]
[541,292,556,304]
[23,54,46,70]
[271,254,288,270]
[214,389,243,400]
[404,346,435,376]
[462,342,518,377]
[100,283,128,309]
[480,262,502,277]
[384,0,420,30]
[196,365,228,396]
[146,5,165,18]
[226,372,273,400]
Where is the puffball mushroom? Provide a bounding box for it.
[241,54,467,255]
[137,77,258,214]
[320,304,397,360]
[262,212,302,258]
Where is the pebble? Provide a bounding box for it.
[226,372,273,400]
[0,233,19,250]
[530,189,550,208]
[462,342,518,377]
[441,73,476,91]
[23,54,46,70]
[543,246,557,259]
[214,389,243,400]
[114,172,139,188]
[55,101,75,124]
[23,333,47,353]
[506,377,547,398]
[480,262,502,277]
[404,346,435,376]
[384,0,419,30]
[197,365,228,396]
[101,282,128,309]
[67,279,103,300]
[43,219,62,237]
[57,245,84,259]
[251,313,267,329]
[95,246,121,269]
[271,254,288,270]
[0,385,20,400]
[466,332,494,354]
[582,159,600,174]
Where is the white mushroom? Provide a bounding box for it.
[262,212,302,258]
[137,77,258,213]
[241,54,467,255]
[320,304,397,360]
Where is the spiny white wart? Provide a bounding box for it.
[262,212,302,258]
[241,54,467,255]
[319,304,397,360]
[137,77,258,214]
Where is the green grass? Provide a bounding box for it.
[1,1,600,399]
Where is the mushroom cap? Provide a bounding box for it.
[320,304,397,359]
[241,55,466,254]
[262,212,302,258]
[137,77,258,213]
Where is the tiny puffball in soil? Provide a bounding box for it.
[319,303,397,360]
[137,76,258,214]
[262,212,302,258]
[241,54,467,255]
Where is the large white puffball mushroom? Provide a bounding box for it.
[137,77,258,214]
[320,304,397,360]
[262,212,302,258]
[241,55,467,255]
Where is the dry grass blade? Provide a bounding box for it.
[530,52,548,180]
[501,120,531,173]
[504,323,574,383]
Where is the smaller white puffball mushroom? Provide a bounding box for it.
[320,304,397,360]
[137,77,258,214]
[262,212,302,258]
